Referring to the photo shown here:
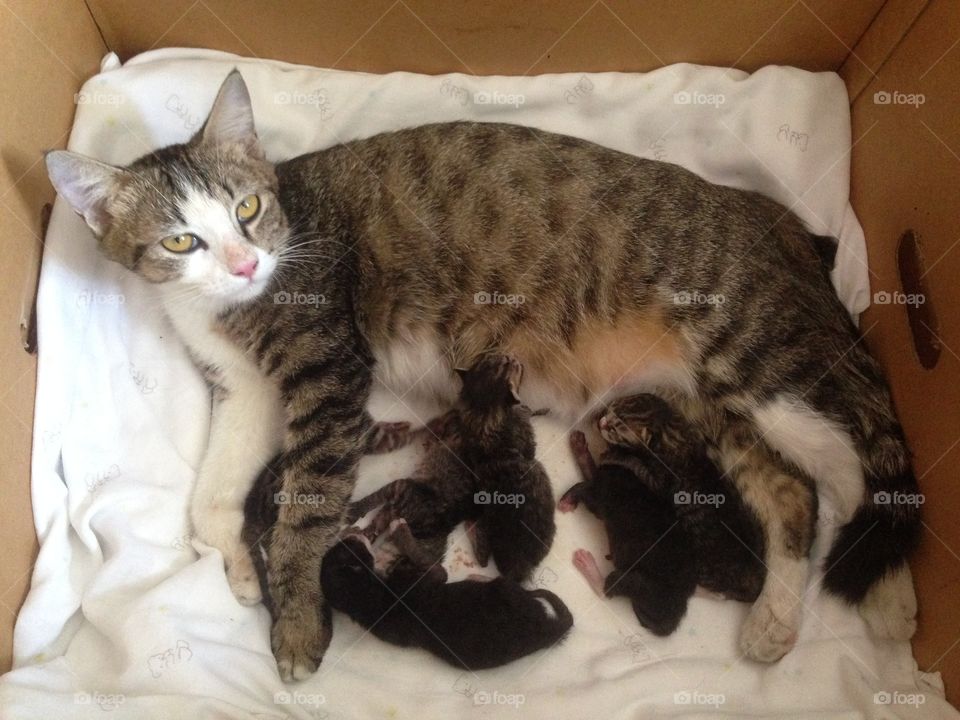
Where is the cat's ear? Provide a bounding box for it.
[45,150,123,237]
[197,69,263,158]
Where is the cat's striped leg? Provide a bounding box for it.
[267,346,372,681]
[715,425,818,662]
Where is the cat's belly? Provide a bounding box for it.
[508,310,695,420]
[372,310,693,423]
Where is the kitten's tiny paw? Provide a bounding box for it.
[739,600,798,662]
[568,431,587,453]
[572,548,595,571]
[227,554,262,606]
[272,613,328,682]
[368,421,412,454]
[557,492,579,513]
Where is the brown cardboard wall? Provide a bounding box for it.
[3,0,957,706]
[0,0,107,671]
[848,0,960,699]
[85,0,884,74]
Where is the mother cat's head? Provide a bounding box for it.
[46,70,284,308]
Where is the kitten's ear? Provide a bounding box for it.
[197,69,263,157]
[45,150,122,237]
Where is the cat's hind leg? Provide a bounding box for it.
[715,425,817,662]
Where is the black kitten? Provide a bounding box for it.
[321,519,573,670]
[598,394,766,602]
[560,430,697,635]
[348,353,556,582]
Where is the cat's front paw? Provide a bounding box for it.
[227,552,262,606]
[272,610,329,682]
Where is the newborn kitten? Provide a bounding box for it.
[321,519,573,670]
[560,430,697,635]
[349,353,556,582]
[598,394,767,602]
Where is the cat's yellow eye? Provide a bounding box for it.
[236,194,260,222]
[161,233,200,253]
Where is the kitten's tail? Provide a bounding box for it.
[529,589,574,638]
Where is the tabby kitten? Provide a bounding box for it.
[349,354,556,582]
[47,70,919,679]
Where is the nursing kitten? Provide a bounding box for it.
[47,70,920,676]
[598,394,767,602]
[349,354,556,582]
[560,431,697,635]
[321,519,573,670]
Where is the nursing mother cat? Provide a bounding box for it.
[46,70,920,680]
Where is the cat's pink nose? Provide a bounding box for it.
[231,258,258,280]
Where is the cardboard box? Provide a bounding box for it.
[1,0,957,703]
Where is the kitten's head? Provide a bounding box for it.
[45,70,286,309]
[320,535,375,603]
[455,353,524,415]
[598,394,690,456]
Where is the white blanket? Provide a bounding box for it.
[4,48,956,719]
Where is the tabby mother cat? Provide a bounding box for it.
[46,71,920,680]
